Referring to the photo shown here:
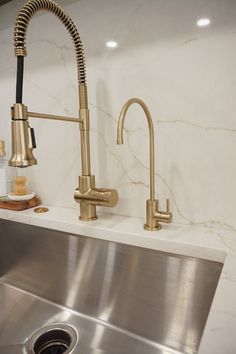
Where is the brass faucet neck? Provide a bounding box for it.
[117,98,155,201]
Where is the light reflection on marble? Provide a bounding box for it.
[1,0,236,230]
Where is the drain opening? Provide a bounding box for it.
[27,324,78,354]
[34,329,70,354]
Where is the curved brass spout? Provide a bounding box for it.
[117,98,172,231]
[117,98,155,201]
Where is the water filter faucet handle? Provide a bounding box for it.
[0,140,6,157]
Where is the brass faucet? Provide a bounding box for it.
[117,98,172,231]
[9,0,118,221]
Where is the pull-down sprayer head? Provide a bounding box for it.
[9,104,37,168]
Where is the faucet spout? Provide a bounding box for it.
[117,98,172,231]
[117,98,155,201]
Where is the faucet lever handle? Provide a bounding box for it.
[30,127,36,149]
[166,198,170,213]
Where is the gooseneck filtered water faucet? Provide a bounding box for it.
[117,98,172,231]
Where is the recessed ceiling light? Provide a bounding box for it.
[197,18,211,27]
[106,41,118,48]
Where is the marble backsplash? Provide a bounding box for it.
[1,0,236,229]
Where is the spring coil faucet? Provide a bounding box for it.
[9,0,118,221]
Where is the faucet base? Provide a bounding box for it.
[145,199,172,231]
[79,200,97,221]
[80,216,98,221]
[75,175,118,221]
[144,223,162,231]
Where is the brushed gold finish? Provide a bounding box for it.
[75,176,118,220]
[9,104,37,167]
[9,102,118,218]
[29,112,82,123]
[9,0,118,221]
[117,98,172,231]
[75,176,97,221]
[0,140,6,157]
[78,85,91,176]
[80,130,91,176]
[11,102,28,120]
[34,207,49,213]
[9,120,37,167]
[117,98,155,200]
[144,199,172,231]
[79,84,89,109]
[15,48,27,56]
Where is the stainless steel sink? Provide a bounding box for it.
[0,219,223,354]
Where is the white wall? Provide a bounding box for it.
[1,0,236,229]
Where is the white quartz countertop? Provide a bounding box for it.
[0,206,235,354]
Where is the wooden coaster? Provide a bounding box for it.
[0,196,40,211]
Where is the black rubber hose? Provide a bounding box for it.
[16,56,24,103]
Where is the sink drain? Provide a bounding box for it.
[26,324,78,354]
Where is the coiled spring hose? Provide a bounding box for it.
[14,0,87,103]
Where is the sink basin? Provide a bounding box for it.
[0,219,223,354]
